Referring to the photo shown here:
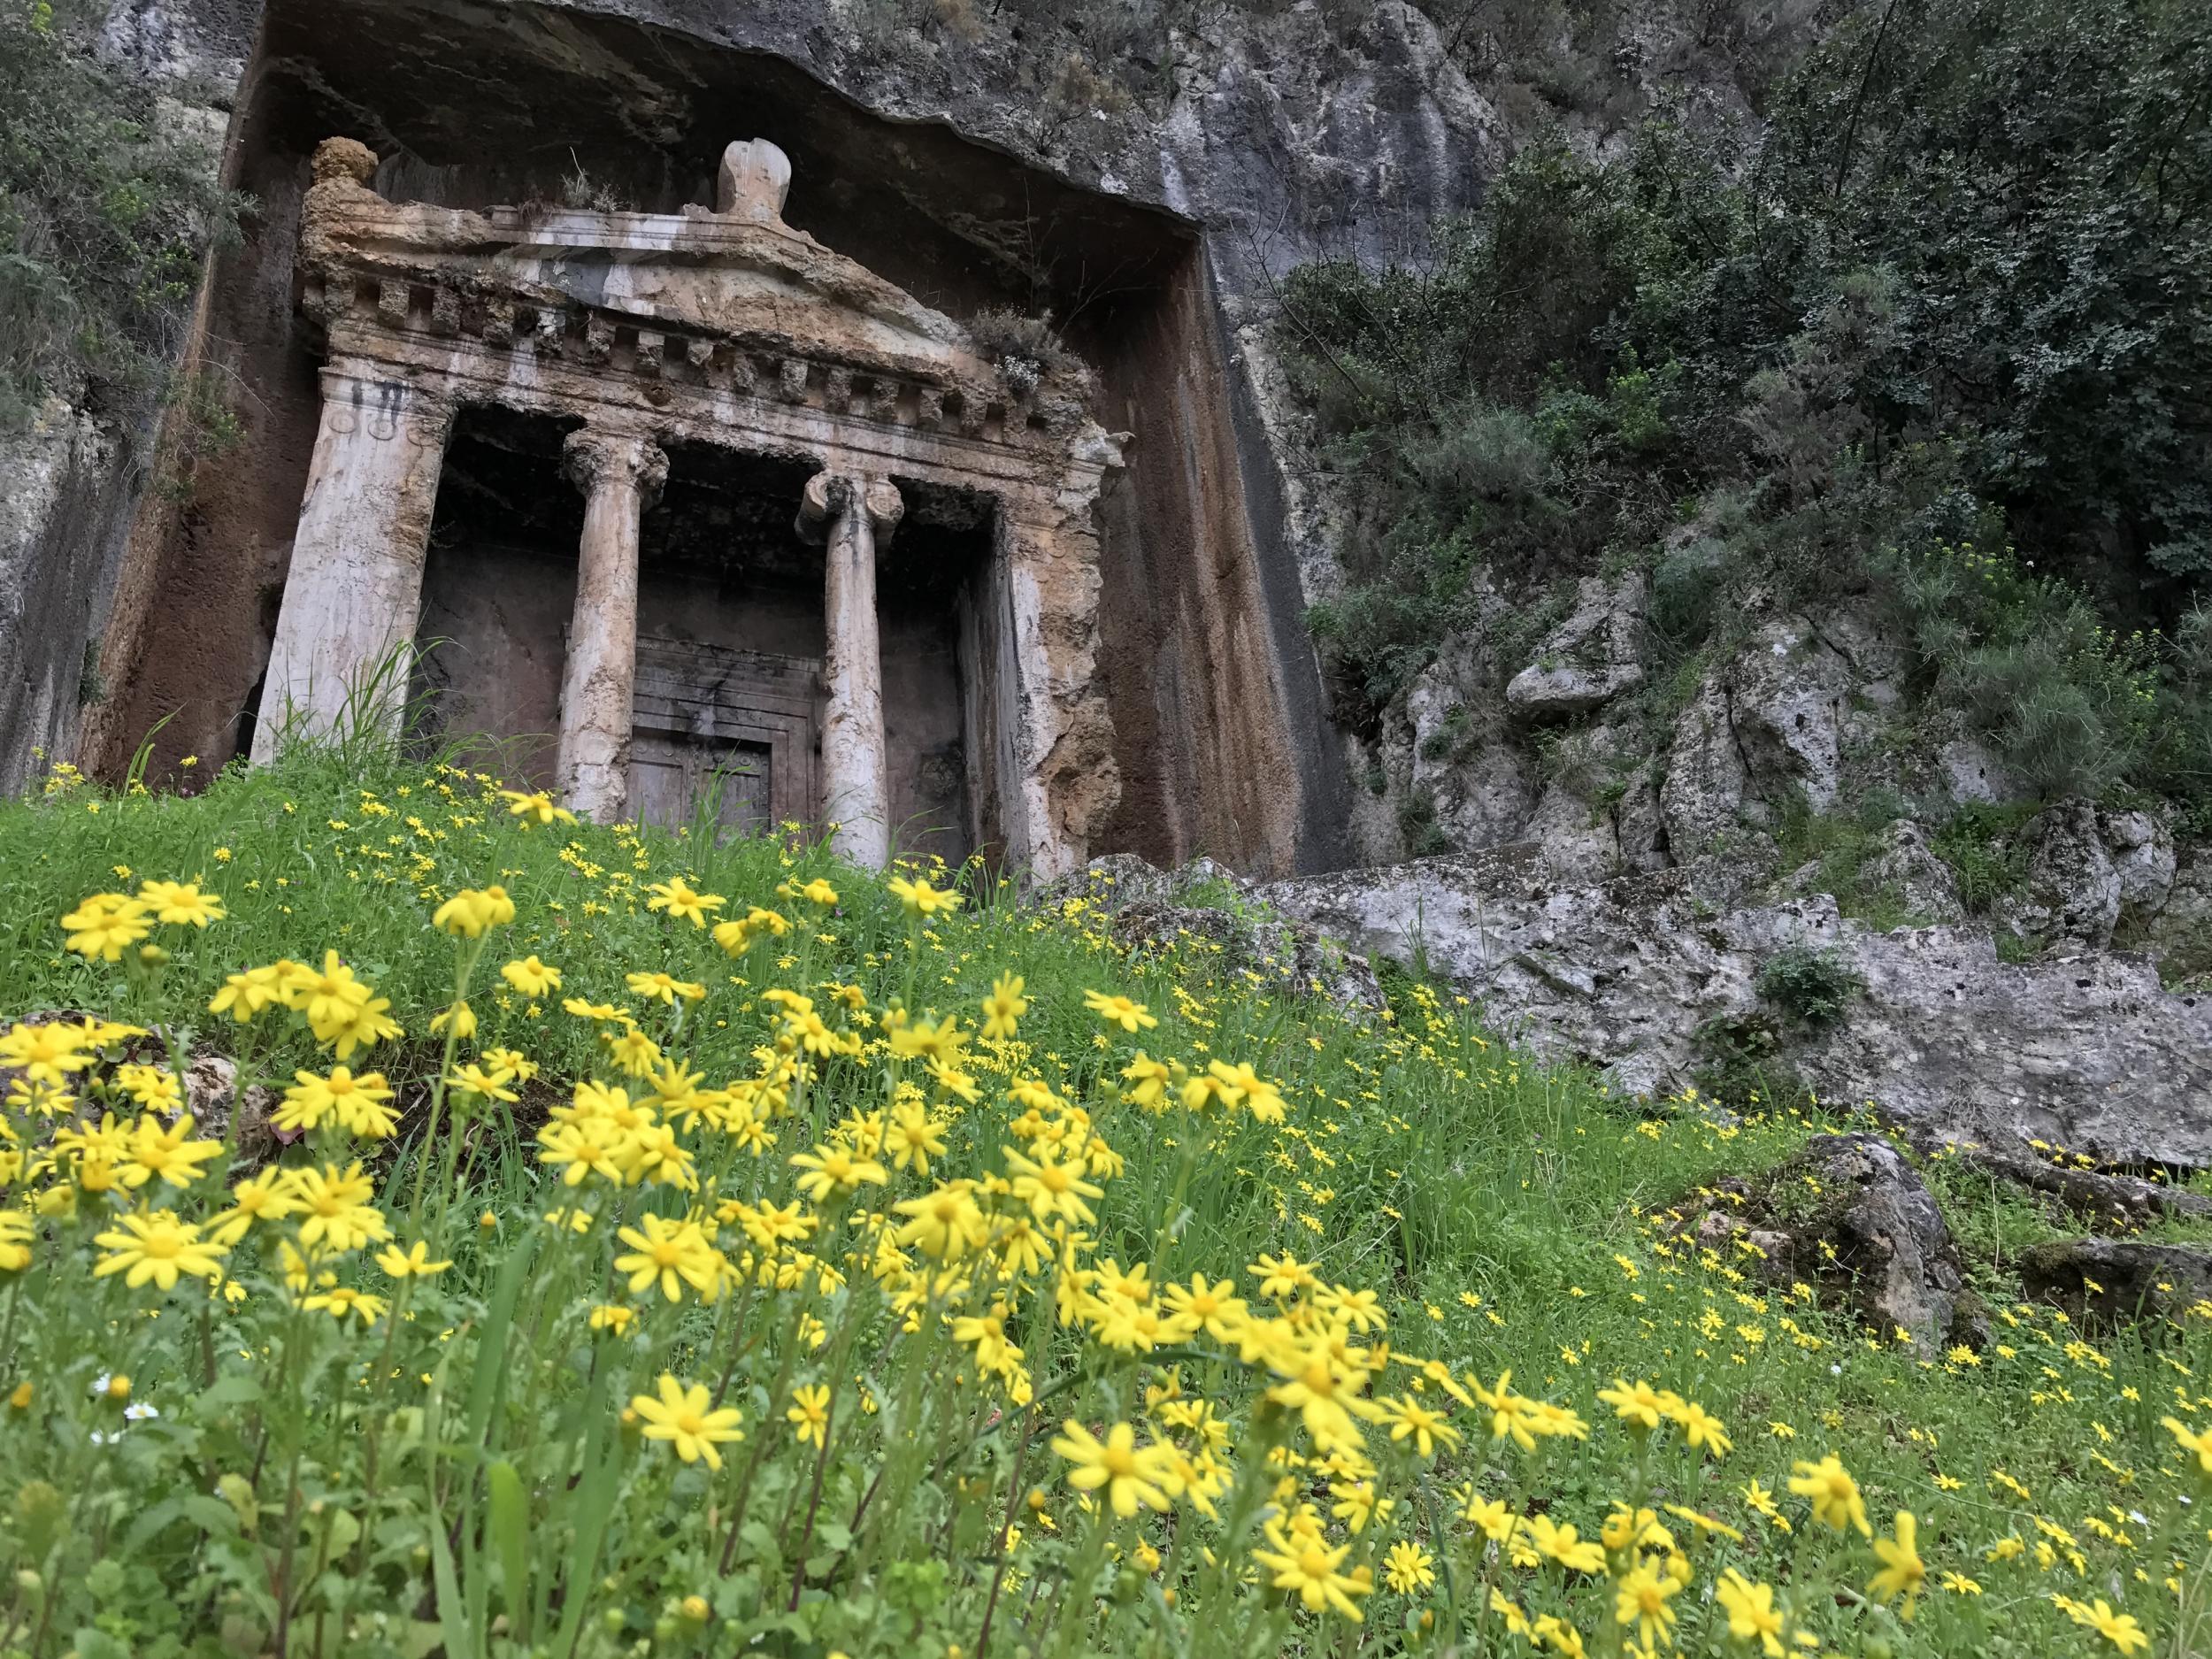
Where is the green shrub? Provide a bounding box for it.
[1279,0,2212,842]
[1928,803,2036,918]
[1754,944,1860,1028]
[0,0,247,426]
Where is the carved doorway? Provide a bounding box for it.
[630,732,772,838]
[628,635,821,838]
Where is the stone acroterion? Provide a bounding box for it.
[716,138,792,224]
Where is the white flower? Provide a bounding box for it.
[124,1402,157,1422]
[90,1372,112,1396]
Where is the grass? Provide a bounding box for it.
[0,749,2208,1656]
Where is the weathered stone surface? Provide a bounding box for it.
[1661,615,1872,860]
[2018,1239,2212,1331]
[2102,809,2177,932]
[0,1016,276,1162]
[1404,632,1539,854]
[181,1052,278,1164]
[1952,1142,2212,1227]
[2013,800,2124,949]
[2147,849,2212,983]
[1858,819,1964,925]
[0,402,124,796]
[1259,851,2212,1164]
[1779,1133,1978,1348]
[249,365,455,761]
[1505,574,1647,719]
[554,428,666,822]
[1265,848,1786,1100]
[1670,1132,1977,1348]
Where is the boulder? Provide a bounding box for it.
[1671,1133,1978,1349]
[1259,850,2212,1166]
[1782,1133,1978,1349]
[2018,1239,2212,1331]
[1858,819,1964,925]
[1504,574,1647,719]
[2013,800,2123,949]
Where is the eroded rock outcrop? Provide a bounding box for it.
[1505,574,1647,720]
[2018,1239,2212,1331]
[1055,855,1384,1011]
[1256,850,2212,1166]
[1676,1133,1978,1349]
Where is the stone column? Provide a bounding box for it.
[251,365,454,762]
[799,469,902,866]
[556,428,666,822]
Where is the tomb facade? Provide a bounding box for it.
[253,134,1127,876]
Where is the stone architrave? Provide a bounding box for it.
[799,470,902,867]
[251,364,453,761]
[557,429,667,821]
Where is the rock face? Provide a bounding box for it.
[1856,820,1965,925]
[0,403,126,797]
[1955,1142,2212,1227]
[1505,575,1647,720]
[1260,850,2212,1165]
[1672,1133,1976,1348]
[1778,1133,1977,1348]
[1659,614,1893,862]
[2018,1239,2212,1331]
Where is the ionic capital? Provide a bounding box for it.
[563,428,668,506]
[863,476,904,543]
[795,469,902,548]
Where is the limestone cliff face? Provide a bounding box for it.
[11,0,1790,868]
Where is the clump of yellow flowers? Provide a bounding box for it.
[0,761,2193,1657]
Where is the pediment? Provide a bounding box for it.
[293,136,1106,455]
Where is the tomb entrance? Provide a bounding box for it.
[255,134,1124,874]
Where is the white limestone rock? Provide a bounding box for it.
[2146,849,2212,982]
[1405,629,1539,852]
[1504,573,1647,719]
[1659,611,1897,864]
[2101,808,2177,931]
[2012,800,2124,949]
[1859,819,1965,924]
[1257,850,2212,1166]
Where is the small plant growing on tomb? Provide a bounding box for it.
[1755,943,1860,1030]
[969,305,1086,393]
[558,151,629,215]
